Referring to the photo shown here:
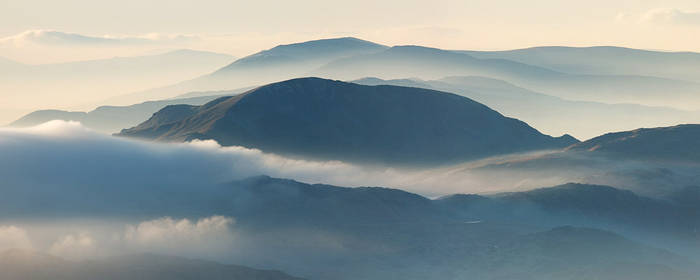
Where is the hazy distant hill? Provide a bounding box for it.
[0,249,303,280]
[313,45,700,109]
[353,76,700,139]
[439,183,693,232]
[119,77,577,165]
[462,46,700,83]
[567,124,700,162]
[0,56,25,70]
[126,37,388,102]
[9,94,235,133]
[0,49,235,124]
[118,39,700,112]
[215,37,387,73]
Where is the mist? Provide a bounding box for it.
[1,121,695,209]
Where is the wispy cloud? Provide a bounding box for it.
[617,8,700,26]
[0,30,199,47]
[642,8,700,25]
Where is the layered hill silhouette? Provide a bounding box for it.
[462,46,700,83]
[9,91,243,133]
[313,45,700,109]
[126,37,388,101]
[121,38,700,111]
[119,77,577,165]
[0,49,235,124]
[353,76,700,139]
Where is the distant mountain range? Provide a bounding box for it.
[353,76,700,139]
[119,78,577,165]
[121,37,700,112]
[0,250,303,280]
[461,46,700,83]
[126,37,387,101]
[9,92,241,133]
[14,74,700,139]
[312,45,700,110]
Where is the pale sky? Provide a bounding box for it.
[2,0,700,64]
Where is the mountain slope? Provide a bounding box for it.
[119,77,577,165]
[567,124,700,162]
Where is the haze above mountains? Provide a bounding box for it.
[0,49,235,124]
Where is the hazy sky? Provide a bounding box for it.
[1,0,700,63]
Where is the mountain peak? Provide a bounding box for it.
[120,77,577,165]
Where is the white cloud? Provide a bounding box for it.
[48,233,97,260]
[0,30,199,47]
[124,216,235,256]
[0,226,33,251]
[0,215,235,260]
[622,8,700,26]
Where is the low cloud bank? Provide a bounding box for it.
[0,226,33,251]
[0,121,488,204]
[124,216,235,256]
[0,121,693,219]
[0,215,236,261]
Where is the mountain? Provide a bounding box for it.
[8,93,237,133]
[0,49,235,124]
[567,124,700,162]
[313,45,700,110]
[215,37,387,72]
[124,37,388,102]
[217,175,440,227]
[119,77,577,165]
[437,183,696,234]
[218,179,699,280]
[0,249,304,280]
[353,76,700,139]
[461,46,700,83]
